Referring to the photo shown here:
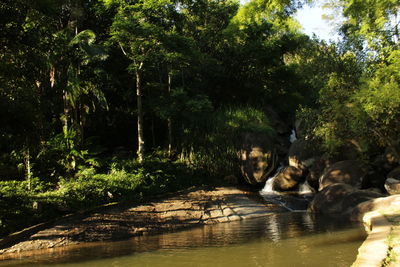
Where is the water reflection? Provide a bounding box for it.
[0,212,365,267]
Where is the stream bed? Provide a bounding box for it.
[0,212,365,267]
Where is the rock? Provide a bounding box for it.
[350,195,400,222]
[308,183,355,215]
[319,160,368,191]
[337,140,361,161]
[362,169,386,191]
[384,147,400,166]
[238,132,277,185]
[294,118,306,139]
[372,149,399,172]
[0,187,286,256]
[306,158,327,190]
[288,139,317,171]
[341,190,383,215]
[382,167,400,194]
[272,166,305,191]
[309,183,383,216]
[387,166,400,180]
[384,178,400,195]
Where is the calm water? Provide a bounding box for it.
[0,212,365,267]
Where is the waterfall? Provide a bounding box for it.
[289,128,297,143]
[260,165,284,195]
[298,180,314,195]
[259,127,314,211]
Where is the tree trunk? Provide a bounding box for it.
[24,147,32,191]
[167,71,172,157]
[136,65,145,163]
[62,89,70,138]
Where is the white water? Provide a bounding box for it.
[259,128,314,211]
[260,165,284,195]
[289,128,297,143]
[260,166,314,196]
[298,180,315,195]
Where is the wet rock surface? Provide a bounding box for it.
[385,178,400,195]
[308,183,383,216]
[351,195,400,267]
[238,132,278,185]
[319,160,368,191]
[0,187,285,258]
[288,139,316,171]
[272,166,305,191]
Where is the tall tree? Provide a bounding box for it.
[108,0,181,162]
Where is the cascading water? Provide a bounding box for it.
[260,165,284,195]
[289,128,297,143]
[259,128,314,211]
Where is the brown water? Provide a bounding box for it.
[0,212,365,267]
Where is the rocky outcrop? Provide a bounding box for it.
[238,132,278,185]
[319,160,368,191]
[272,166,305,191]
[350,195,400,222]
[306,158,327,190]
[384,178,400,195]
[384,167,400,195]
[351,195,400,267]
[362,169,386,191]
[309,183,354,215]
[308,183,382,216]
[288,139,316,171]
[387,166,400,180]
[0,187,284,257]
[384,147,400,168]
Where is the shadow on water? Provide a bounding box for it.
[0,212,366,267]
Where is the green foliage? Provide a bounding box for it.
[0,178,51,237]
[0,158,211,238]
[339,0,400,53]
[9,0,400,241]
[351,50,400,156]
[178,106,275,175]
[216,107,274,135]
[295,42,366,157]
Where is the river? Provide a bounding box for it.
[0,212,365,267]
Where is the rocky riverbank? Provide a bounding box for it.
[0,186,285,259]
[351,195,400,267]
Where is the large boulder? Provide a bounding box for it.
[309,183,355,214]
[309,183,383,216]
[238,132,277,185]
[350,194,400,222]
[384,178,400,195]
[384,147,400,167]
[384,166,400,195]
[272,166,305,191]
[319,160,368,191]
[288,139,316,171]
[306,158,328,190]
[374,147,400,172]
[362,169,386,191]
[387,166,400,180]
[340,190,383,214]
[294,118,306,139]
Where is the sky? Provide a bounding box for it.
[238,1,343,42]
[294,4,342,42]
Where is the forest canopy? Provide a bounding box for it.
[1,0,399,237]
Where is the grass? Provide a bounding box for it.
[0,157,218,239]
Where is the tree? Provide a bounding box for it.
[108,0,181,162]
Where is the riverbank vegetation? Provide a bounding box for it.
[1,0,400,237]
